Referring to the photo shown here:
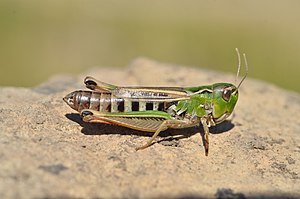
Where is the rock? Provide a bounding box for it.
[0,57,299,198]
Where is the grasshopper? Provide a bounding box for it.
[63,48,248,155]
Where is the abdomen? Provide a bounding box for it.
[68,90,174,113]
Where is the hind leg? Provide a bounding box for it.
[135,119,196,150]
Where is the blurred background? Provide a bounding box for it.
[0,0,299,93]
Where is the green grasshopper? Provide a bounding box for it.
[63,48,248,156]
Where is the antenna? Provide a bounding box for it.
[235,48,241,86]
[235,48,248,90]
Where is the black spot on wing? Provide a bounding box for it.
[158,102,164,111]
[132,101,139,111]
[146,102,153,110]
[118,100,125,112]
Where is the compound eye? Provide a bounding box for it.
[222,88,232,102]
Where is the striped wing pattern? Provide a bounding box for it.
[84,76,190,102]
[114,87,190,102]
[83,111,167,132]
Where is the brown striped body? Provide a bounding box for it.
[64,90,175,113]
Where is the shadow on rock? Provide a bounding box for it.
[210,120,235,134]
[65,113,234,139]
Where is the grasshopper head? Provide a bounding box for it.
[212,48,248,124]
[212,83,239,124]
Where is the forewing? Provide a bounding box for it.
[84,76,190,102]
[114,87,190,102]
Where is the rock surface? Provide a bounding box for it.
[0,58,299,199]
